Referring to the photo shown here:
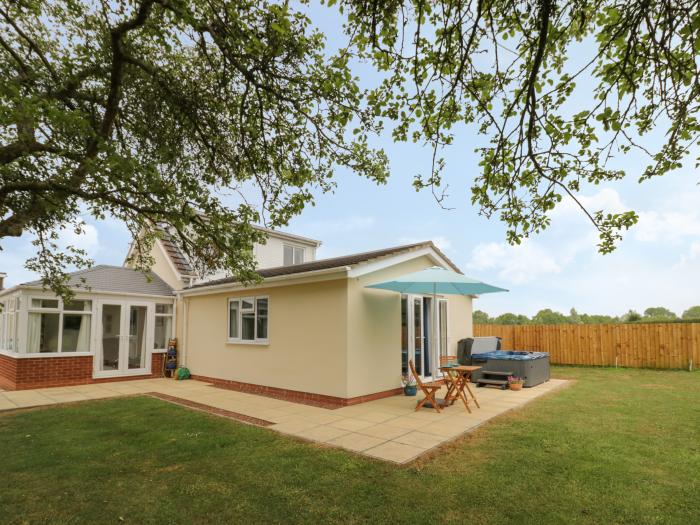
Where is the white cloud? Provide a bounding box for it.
[551,187,628,222]
[551,186,700,244]
[1,221,102,288]
[634,210,700,242]
[673,241,700,270]
[466,240,562,285]
[57,223,100,256]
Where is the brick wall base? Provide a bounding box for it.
[190,373,402,409]
[0,352,165,390]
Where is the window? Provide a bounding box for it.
[154,303,174,350]
[27,297,92,354]
[228,297,268,343]
[0,298,19,352]
[283,244,304,266]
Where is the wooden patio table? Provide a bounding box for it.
[440,365,482,413]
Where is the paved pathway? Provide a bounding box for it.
[0,377,568,463]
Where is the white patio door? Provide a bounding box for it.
[402,295,433,380]
[96,301,152,377]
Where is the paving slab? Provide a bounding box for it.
[0,376,569,465]
[364,441,425,463]
[327,432,387,452]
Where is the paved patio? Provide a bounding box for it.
[0,377,567,463]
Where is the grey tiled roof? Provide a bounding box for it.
[23,265,174,296]
[187,241,461,290]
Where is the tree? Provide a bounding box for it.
[621,310,642,323]
[0,1,387,296]
[341,1,699,252]
[5,1,700,295]
[531,308,568,325]
[493,312,529,325]
[682,306,700,320]
[643,307,677,320]
[568,308,582,324]
[579,313,619,324]
[473,310,491,324]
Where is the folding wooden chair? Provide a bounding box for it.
[409,359,444,413]
[439,355,457,366]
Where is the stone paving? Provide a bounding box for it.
[0,377,568,464]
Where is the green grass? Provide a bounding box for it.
[1,367,699,525]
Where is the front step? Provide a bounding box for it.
[476,370,514,390]
[476,378,509,389]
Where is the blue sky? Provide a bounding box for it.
[3,4,700,318]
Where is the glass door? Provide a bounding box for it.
[100,303,122,371]
[97,301,151,377]
[413,296,424,376]
[127,305,148,370]
[401,295,431,380]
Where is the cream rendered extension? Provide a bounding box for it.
[346,255,472,399]
[180,250,473,401]
[182,277,350,398]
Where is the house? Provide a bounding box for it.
[0,227,476,407]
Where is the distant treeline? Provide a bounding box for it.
[475,306,700,325]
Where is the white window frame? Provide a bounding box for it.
[438,298,449,359]
[26,296,93,355]
[153,303,175,351]
[283,244,305,266]
[227,296,269,345]
[0,298,15,352]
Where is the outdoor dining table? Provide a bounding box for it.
[439,365,482,413]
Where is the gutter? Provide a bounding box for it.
[2,285,175,300]
[177,266,351,297]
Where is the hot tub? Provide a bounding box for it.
[470,350,550,387]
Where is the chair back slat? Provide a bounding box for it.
[409,359,429,392]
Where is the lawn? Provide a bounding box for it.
[1,367,699,525]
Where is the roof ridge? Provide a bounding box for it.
[259,241,431,272]
[186,240,458,290]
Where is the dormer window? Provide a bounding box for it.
[283,244,304,266]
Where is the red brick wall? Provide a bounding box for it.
[190,373,402,409]
[0,352,165,390]
[0,353,17,390]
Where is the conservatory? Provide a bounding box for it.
[0,266,175,390]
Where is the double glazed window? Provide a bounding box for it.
[154,303,174,350]
[0,297,19,352]
[228,297,268,343]
[283,244,304,266]
[27,298,92,354]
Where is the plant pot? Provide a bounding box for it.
[509,382,523,391]
[404,385,417,396]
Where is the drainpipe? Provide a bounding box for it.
[182,297,189,367]
[433,282,438,377]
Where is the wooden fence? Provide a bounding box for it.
[473,323,700,370]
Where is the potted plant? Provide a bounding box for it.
[401,374,417,396]
[508,376,524,391]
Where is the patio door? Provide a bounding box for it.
[96,301,151,377]
[402,295,432,379]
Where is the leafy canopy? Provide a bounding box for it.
[475,306,696,324]
[337,0,699,252]
[3,0,699,293]
[0,0,387,295]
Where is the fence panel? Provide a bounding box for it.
[473,323,700,370]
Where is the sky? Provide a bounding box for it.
[3,4,700,318]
